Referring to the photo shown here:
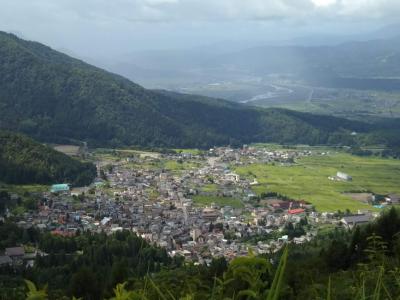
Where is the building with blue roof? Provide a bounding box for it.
[50,184,70,193]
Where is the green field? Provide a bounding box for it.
[202,184,218,192]
[234,153,400,212]
[173,148,204,155]
[0,183,47,194]
[164,160,199,172]
[192,195,244,208]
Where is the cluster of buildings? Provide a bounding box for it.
[210,146,312,166]
[1,146,384,264]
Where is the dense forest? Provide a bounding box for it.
[1,31,399,149]
[1,208,400,299]
[0,131,96,185]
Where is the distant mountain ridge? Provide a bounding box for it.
[106,32,400,90]
[209,36,400,79]
[0,31,394,149]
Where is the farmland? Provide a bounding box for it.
[234,152,400,212]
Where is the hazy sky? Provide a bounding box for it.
[0,0,398,58]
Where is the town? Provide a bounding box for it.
[1,145,387,267]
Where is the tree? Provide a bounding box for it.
[70,267,100,300]
[221,255,271,298]
[109,283,138,300]
[25,280,48,300]
[111,261,129,288]
[209,257,228,278]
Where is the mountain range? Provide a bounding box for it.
[106,31,400,90]
[0,31,399,150]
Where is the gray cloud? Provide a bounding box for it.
[0,0,398,57]
[3,0,399,24]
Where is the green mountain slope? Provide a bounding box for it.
[0,131,96,185]
[0,31,380,148]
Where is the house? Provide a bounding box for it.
[190,228,202,241]
[385,194,400,205]
[5,246,25,265]
[0,255,12,267]
[341,214,373,229]
[50,184,70,193]
[225,173,240,182]
[288,208,305,215]
[5,246,25,258]
[202,208,219,221]
[263,199,290,210]
[337,172,352,181]
[70,187,89,196]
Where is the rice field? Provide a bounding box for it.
[192,195,244,208]
[234,153,400,212]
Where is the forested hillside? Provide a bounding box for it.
[0,31,388,149]
[0,131,96,185]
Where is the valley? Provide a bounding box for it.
[173,77,400,120]
[1,12,400,299]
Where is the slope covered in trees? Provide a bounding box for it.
[0,31,387,149]
[0,131,96,185]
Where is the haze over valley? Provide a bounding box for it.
[100,25,400,121]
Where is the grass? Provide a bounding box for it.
[234,153,400,212]
[53,144,80,156]
[0,183,47,194]
[126,161,163,170]
[317,224,337,236]
[164,160,198,172]
[202,183,218,192]
[148,188,160,201]
[250,143,289,150]
[192,195,244,208]
[173,148,204,155]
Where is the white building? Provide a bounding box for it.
[337,172,352,181]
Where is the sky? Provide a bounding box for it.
[0,0,399,58]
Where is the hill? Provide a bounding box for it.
[0,31,390,148]
[0,131,96,185]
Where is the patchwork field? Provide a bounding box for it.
[0,183,47,194]
[234,153,400,212]
[164,160,200,173]
[53,144,81,156]
[192,195,244,208]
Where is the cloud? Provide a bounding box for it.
[65,0,400,22]
[1,0,399,57]
[76,0,315,22]
[2,0,400,27]
[337,0,400,19]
